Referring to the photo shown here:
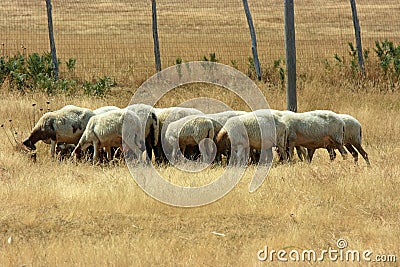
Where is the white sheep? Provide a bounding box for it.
[154,107,204,164]
[280,110,347,162]
[327,114,370,165]
[206,110,248,163]
[163,115,215,163]
[23,105,95,158]
[269,109,308,162]
[216,112,276,166]
[125,104,159,162]
[72,109,145,163]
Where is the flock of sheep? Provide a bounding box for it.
[22,104,370,166]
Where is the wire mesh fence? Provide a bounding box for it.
[1,0,399,87]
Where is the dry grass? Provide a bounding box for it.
[0,0,400,266]
[0,82,399,266]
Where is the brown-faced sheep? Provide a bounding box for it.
[23,105,94,157]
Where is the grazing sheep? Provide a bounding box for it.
[72,109,145,163]
[23,105,94,157]
[280,110,347,162]
[206,110,248,163]
[270,109,308,162]
[216,112,276,166]
[154,107,204,164]
[125,104,159,162]
[327,114,370,165]
[163,115,215,163]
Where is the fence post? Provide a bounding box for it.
[284,0,297,112]
[349,0,365,75]
[242,0,262,81]
[152,0,162,72]
[45,0,59,80]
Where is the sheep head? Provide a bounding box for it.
[23,113,56,150]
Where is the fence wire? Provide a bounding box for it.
[1,0,399,86]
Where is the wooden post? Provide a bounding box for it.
[152,0,162,72]
[45,0,59,80]
[242,0,262,81]
[349,0,365,75]
[284,0,297,112]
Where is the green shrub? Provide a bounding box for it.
[0,51,112,96]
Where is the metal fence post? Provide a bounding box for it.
[242,0,262,81]
[45,0,59,80]
[152,0,162,72]
[350,0,365,75]
[284,0,297,112]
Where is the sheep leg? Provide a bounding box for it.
[241,146,250,166]
[326,147,337,161]
[278,146,287,162]
[259,148,273,165]
[145,138,152,163]
[307,148,315,163]
[93,141,99,163]
[50,140,56,159]
[353,143,370,166]
[180,145,186,162]
[344,144,358,164]
[105,146,112,161]
[287,146,295,162]
[337,145,348,160]
[296,146,307,161]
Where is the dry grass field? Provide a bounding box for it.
[1,0,400,266]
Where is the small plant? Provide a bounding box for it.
[66,58,76,74]
[230,60,238,69]
[202,53,218,62]
[273,57,285,87]
[374,40,400,78]
[247,56,256,79]
[83,76,113,97]
[175,57,183,65]
[175,57,183,79]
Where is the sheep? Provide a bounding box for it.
[163,115,215,164]
[279,110,347,162]
[125,104,159,162]
[326,114,370,165]
[216,112,276,166]
[205,110,248,163]
[23,105,95,158]
[72,109,145,163]
[153,107,204,164]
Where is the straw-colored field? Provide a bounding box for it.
[1,0,400,266]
